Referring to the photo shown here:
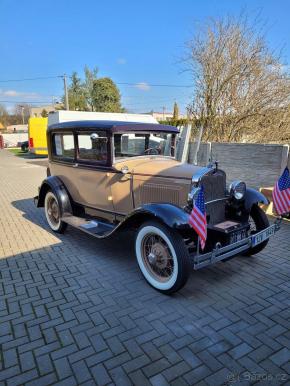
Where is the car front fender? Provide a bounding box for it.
[244,188,269,212]
[35,176,73,217]
[117,203,193,236]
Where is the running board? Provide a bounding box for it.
[62,215,116,238]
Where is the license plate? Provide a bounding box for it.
[251,226,275,247]
[230,229,247,244]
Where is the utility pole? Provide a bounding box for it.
[20,106,25,124]
[162,106,165,120]
[63,74,69,110]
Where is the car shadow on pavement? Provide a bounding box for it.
[11,197,247,298]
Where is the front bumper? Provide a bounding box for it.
[192,220,281,270]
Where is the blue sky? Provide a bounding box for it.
[1,0,290,114]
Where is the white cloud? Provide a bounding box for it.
[117,58,126,65]
[135,82,150,91]
[0,89,40,99]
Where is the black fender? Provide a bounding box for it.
[35,176,73,217]
[244,188,269,212]
[117,203,193,237]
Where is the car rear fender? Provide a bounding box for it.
[244,188,269,212]
[35,176,73,217]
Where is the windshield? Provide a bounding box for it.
[114,132,175,159]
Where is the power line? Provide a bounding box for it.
[0,76,62,83]
[0,75,192,88]
[0,100,56,104]
[116,82,192,88]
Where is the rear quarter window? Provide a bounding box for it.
[52,133,75,161]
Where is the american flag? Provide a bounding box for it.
[273,167,290,215]
[188,185,207,250]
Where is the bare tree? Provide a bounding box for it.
[185,13,290,143]
[14,104,31,124]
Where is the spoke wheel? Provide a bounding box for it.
[245,204,269,256]
[141,234,174,283]
[135,221,190,294]
[248,215,258,233]
[44,191,67,233]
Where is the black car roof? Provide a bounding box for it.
[48,120,179,134]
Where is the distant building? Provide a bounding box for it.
[145,111,186,122]
[6,124,28,133]
[30,104,57,117]
[151,111,174,121]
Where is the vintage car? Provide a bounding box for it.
[34,120,280,294]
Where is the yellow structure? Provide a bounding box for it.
[28,117,48,156]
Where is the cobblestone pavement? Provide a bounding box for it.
[0,149,290,386]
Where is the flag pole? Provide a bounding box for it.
[196,236,201,266]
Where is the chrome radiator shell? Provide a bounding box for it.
[200,170,227,224]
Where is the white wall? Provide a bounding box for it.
[2,133,28,147]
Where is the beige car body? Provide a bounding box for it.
[49,156,199,222]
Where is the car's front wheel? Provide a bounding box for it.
[44,191,67,233]
[246,204,270,255]
[135,221,190,294]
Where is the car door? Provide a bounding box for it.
[110,170,133,217]
[49,131,80,200]
[72,131,115,220]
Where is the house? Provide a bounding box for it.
[30,104,57,117]
[152,111,174,121]
[6,124,28,133]
[145,111,186,122]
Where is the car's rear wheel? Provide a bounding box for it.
[246,204,269,255]
[135,221,190,294]
[44,191,67,233]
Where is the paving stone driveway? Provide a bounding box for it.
[0,149,290,386]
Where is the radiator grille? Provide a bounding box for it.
[201,170,226,224]
[140,183,180,205]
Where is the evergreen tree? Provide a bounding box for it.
[67,72,87,111]
[173,102,179,120]
[84,66,98,111]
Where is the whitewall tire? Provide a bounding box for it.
[135,221,190,294]
[44,191,67,233]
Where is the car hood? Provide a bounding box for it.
[114,157,204,180]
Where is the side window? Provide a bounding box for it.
[52,133,75,160]
[77,131,108,163]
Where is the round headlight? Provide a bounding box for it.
[229,181,246,200]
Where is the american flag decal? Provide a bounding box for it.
[273,167,290,215]
[188,185,207,250]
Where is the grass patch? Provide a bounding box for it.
[8,148,27,156]
[7,148,47,159]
